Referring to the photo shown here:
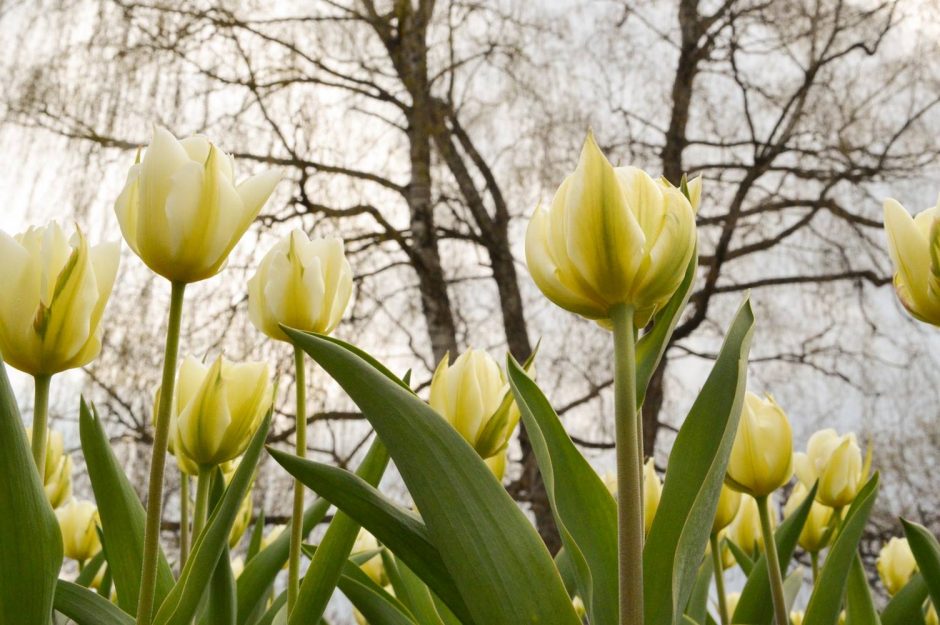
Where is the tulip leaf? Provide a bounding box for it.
[198,540,236,625]
[506,354,618,625]
[901,519,940,607]
[382,552,448,625]
[284,327,581,625]
[75,549,108,588]
[236,498,330,624]
[636,247,697,407]
[79,398,175,613]
[152,410,271,625]
[881,574,928,625]
[731,482,818,624]
[0,358,63,625]
[726,539,755,575]
[845,554,880,625]
[287,439,390,625]
[339,560,419,625]
[53,580,135,625]
[643,297,755,625]
[801,473,879,625]
[683,558,712,624]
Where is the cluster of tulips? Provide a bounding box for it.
[1,126,939,625]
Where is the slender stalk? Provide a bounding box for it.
[137,281,186,625]
[192,466,212,542]
[179,474,191,568]
[611,303,643,625]
[756,495,788,625]
[288,345,307,615]
[31,374,52,482]
[710,533,730,625]
[810,551,819,585]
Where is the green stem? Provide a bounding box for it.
[757,495,788,625]
[193,467,212,542]
[31,374,52,482]
[179,474,191,569]
[611,303,643,625]
[288,345,307,615]
[810,551,819,585]
[711,533,729,625]
[137,281,186,625]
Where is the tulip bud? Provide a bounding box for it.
[114,126,280,284]
[0,222,119,376]
[429,349,522,470]
[727,495,772,558]
[231,556,245,580]
[643,459,662,535]
[725,593,741,618]
[248,230,353,342]
[877,537,917,595]
[712,484,742,535]
[793,429,866,508]
[27,427,73,509]
[726,392,793,497]
[883,199,940,326]
[783,483,835,553]
[353,530,387,586]
[791,611,804,625]
[56,499,102,562]
[162,356,273,469]
[525,132,697,327]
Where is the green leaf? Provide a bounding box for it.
[881,574,929,625]
[732,482,818,624]
[285,328,581,625]
[726,539,754,575]
[79,399,175,613]
[901,519,940,607]
[288,439,389,625]
[339,560,419,625]
[506,355,618,625]
[636,247,697,407]
[0,358,62,625]
[53,580,134,625]
[684,558,712,624]
[75,549,108,588]
[382,551,447,625]
[644,297,756,625]
[845,554,880,625]
[152,410,271,625]
[198,541,236,625]
[802,473,879,625]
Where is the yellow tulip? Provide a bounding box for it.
[485,448,509,482]
[791,611,804,625]
[248,230,352,342]
[261,524,286,551]
[783,483,835,553]
[27,427,73,508]
[793,429,865,508]
[883,199,940,326]
[712,484,742,535]
[231,556,245,580]
[927,602,938,625]
[353,530,386,586]
[725,593,741,618]
[114,126,280,284]
[726,392,793,497]
[572,596,587,618]
[727,495,772,558]
[0,222,119,376]
[228,487,254,550]
[525,132,697,327]
[429,349,521,466]
[163,356,273,469]
[643,458,662,535]
[708,530,737,570]
[877,537,917,595]
[56,499,102,562]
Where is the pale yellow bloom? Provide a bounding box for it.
[793,429,865,508]
[927,602,938,625]
[572,596,586,618]
[261,525,286,551]
[0,222,119,376]
[643,458,662,535]
[248,230,352,342]
[353,530,386,586]
[56,499,101,562]
[231,556,244,579]
[877,537,917,595]
[525,132,697,327]
[725,593,741,619]
[883,199,940,326]
[27,427,73,509]
[712,484,742,535]
[114,126,280,283]
[727,495,772,558]
[791,611,804,625]
[783,483,835,553]
[726,392,793,497]
[228,486,253,550]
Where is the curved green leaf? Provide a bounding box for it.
[644,297,756,625]
[382,551,447,625]
[684,558,712,624]
[75,549,108,589]
[339,561,419,625]
[285,328,581,625]
[53,580,134,625]
[901,519,940,607]
[506,355,618,625]
[0,358,62,625]
[881,574,928,625]
[845,554,880,625]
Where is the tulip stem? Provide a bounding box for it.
[180,474,191,568]
[756,495,787,625]
[711,533,730,625]
[611,303,643,625]
[810,551,819,584]
[31,374,52,482]
[288,345,307,615]
[193,466,212,542]
[138,281,186,625]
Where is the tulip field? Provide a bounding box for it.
[1,122,939,625]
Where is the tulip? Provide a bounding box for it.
[643,459,662,535]
[882,199,940,326]
[791,612,804,625]
[712,484,742,535]
[114,126,280,284]
[353,530,386,586]
[525,132,697,328]
[229,486,254,550]
[877,537,917,595]
[27,427,73,509]
[727,495,768,559]
[261,524,286,551]
[726,392,793,498]
[231,557,245,580]
[56,499,102,563]
[725,593,740,618]
[927,602,938,625]
[783,483,835,555]
[793,428,866,508]
[248,230,353,342]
